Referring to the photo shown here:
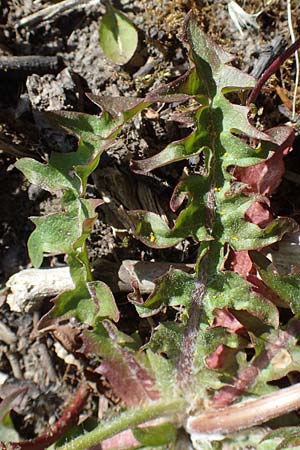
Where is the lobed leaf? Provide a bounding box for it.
[38,252,119,328]
[28,194,101,268]
[129,16,295,257]
[15,11,300,448]
[131,268,195,317]
[204,271,279,327]
[82,320,159,406]
[257,269,300,315]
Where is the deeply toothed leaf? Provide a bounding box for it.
[15,12,300,449]
[28,193,101,268]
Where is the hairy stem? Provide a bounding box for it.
[81,242,93,282]
[54,398,187,450]
[176,253,209,387]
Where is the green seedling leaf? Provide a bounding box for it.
[99,4,138,65]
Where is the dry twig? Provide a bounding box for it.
[16,0,101,28]
[287,0,299,120]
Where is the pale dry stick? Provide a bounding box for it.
[0,321,16,345]
[6,261,193,313]
[186,382,300,435]
[287,0,299,120]
[37,341,58,383]
[16,0,101,28]
[5,352,22,379]
[0,56,61,75]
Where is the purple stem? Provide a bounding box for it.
[0,383,90,450]
[247,37,300,105]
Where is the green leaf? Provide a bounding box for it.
[28,193,100,268]
[87,94,151,123]
[132,422,177,446]
[146,349,175,397]
[16,111,119,196]
[204,271,279,327]
[87,281,120,322]
[129,210,184,248]
[128,175,212,248]
[15,157,81,193]
[276,436,300,449]
[192,430,283,450]
[99,4,138,65]
[131,268,195,317]
[0,421,20,442]
[39,253,119,328]
[129,18,296,255]
[259,269,300,315]
[263,427,300,449]
[148,322,184,364]
[219,194,298,250]
[16,12,300,450]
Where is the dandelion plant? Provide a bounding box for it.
[7,12,300,450]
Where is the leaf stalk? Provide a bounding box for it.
[187,382,300,435]
[54,398,187,450]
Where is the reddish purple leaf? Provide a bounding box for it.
[211,308,246,335]
[245,201,273,228]
[205,344,230,369]
[81,321,159,407]
[234,126,294,195]
[95,352,159,407]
